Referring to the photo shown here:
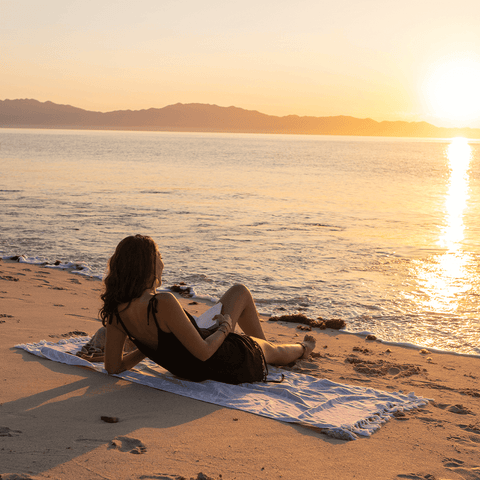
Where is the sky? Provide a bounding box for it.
[2,0,480,128]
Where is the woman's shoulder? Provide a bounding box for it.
[152,291,176,301]
[119,292,177,316]
[136,291,174,304]
[152,291,180,309]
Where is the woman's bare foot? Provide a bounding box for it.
[300,335,316,358]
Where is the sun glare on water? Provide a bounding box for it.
[413,138,474,317]
[440,138,472,251]
[422,55,480,126]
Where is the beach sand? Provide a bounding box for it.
[1,260,479,480]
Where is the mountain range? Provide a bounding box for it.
[1,99,479,138]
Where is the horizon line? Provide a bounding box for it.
[4,97,478,130]
[2,98,480,137]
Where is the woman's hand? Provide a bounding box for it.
[213,314,233,336]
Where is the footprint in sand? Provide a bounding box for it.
[0,275,19,282]
[416,417,445,428]
[459,423,480,434]
[0,426,22,437]
[448,404,475,415]
[393,414,409,422]
[444,458,465,468]
[396,474,436,479]
[109,436,147,454]
[448,434,480,446]
[432,402,475,415]
[443,458,480,480]
[431,401,449,410]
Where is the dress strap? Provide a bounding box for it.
[147,295,162,333]
[147,295,198,332]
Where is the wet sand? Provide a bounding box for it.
[1,260,479,479]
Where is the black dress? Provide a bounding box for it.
[112,296,267,384]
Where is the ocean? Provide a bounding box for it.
[1,128,479,355]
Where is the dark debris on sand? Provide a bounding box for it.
[48,330,88,338]
[268,313,346,330]
[174,474,221,480]
[169,283,195,298]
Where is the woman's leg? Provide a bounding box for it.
[253,334,316,365]
[219,284,317,364]
[219,284,266,339]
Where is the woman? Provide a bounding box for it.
[101,235,316,384]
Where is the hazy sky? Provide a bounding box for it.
[2,0,480,127]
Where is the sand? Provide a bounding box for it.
[1,260,479,480]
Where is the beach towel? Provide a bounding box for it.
[15,336,429,440]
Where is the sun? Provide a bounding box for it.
[422,54,480,127]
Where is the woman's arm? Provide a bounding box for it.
[159,293,232,361]
[104,323,146,374]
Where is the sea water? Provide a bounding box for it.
[1,128,479,355]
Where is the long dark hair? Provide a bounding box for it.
[100,234,159,325]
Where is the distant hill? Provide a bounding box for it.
[1,99,479,138]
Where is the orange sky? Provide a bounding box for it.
[2,1,480,128]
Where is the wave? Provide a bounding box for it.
[0,251,480,358]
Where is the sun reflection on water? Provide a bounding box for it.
[440,138,472,251]
[416,137,473,314]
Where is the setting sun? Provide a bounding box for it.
[422,55,480,126]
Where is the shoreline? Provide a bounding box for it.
[4,124,480,140]
[2,256,478,359]
[1,260,480,479]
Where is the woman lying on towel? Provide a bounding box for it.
[100,235,316,384]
